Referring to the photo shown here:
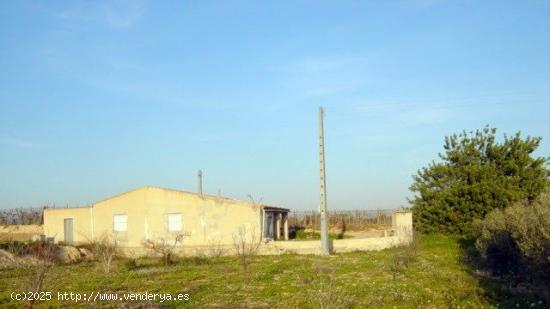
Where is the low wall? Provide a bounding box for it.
[259,235,406,255]
[259,213,413,255]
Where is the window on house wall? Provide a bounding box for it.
[113,214,128,232]
[167,213,182,232]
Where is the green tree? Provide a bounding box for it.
[409,126,549,235]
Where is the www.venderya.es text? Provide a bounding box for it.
[10,291,190,303]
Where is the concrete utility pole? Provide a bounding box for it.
[318,106,330,255]
[197,169,203,196]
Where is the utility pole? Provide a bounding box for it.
[318,106,330,255]
[197,169,203,196]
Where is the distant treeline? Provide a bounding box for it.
[0,207,43,225]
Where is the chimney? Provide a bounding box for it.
[197,169,203,196]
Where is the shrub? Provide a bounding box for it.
[474,192,550,281]
[389,232,420,281]
[125,258,140,270]
[205,239,226,258]
[0,240,26,256]
[143,234,184,266]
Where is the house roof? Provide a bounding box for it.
[93,186,290,212]
[262,205,291,212]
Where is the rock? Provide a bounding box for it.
[78,248,95,261]
[0,249,18,268]
[55,246,95,263]
[0,249,43,268]
[19,255,43,267]
[31,234,46,242]
[55,246,81,263]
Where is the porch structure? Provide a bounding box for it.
[262,206,289,241]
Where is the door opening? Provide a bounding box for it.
[64,218,73,244]
[263,213,274,240]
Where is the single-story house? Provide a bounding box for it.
[43,186,289,248]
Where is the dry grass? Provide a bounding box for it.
[0,235,546,308]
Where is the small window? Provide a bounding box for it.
[167,213,182,232]
[113,214,128,232]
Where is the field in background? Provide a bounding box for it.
[0,225,43,242]
[1,234,544,308]
[288,209,393,231]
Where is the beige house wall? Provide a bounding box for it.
[43,186,413,256]
[43,207,92,243]
[43,187,265,247]
[122,210,415,256]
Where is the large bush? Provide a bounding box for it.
[410,127,549,235]
[474,192,550,281]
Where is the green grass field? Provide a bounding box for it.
[0,235,546,308]
[293,229,352,240]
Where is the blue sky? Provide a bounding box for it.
[0,0,548,210]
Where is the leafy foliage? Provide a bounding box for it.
[410,126,549,235]
[474,191,550,282]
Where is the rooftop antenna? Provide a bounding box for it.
[197,169,203,196]
[318,106,330,255]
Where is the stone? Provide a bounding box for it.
[0,249,18,268]
[55,246,81,263]
[78,248,95,261]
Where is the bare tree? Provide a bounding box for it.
[26,241,56,308]
[232,225,261,273]
[91,233,120,274]
[0,207,43,225]
[337,217,347,239]
[143,234,184,266]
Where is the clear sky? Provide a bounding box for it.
[0,0,549,210]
